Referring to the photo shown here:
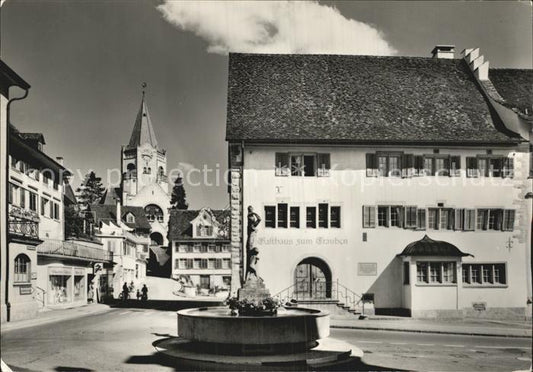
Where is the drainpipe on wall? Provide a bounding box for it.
[5,86,30,322]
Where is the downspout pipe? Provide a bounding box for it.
[5,87,30,322]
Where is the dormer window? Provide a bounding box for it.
[126,213,135,224]
[196,224,213,237]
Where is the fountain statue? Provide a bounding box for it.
[153,205,363,370]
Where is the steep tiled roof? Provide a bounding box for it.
[489,69,533,116]
[90,204,151,231]
[226,53,521,145]
[398,235,472,257]
[99,187,121,205]
[168,209,230,241]
[127,96,158,149]
[19,132,45,145]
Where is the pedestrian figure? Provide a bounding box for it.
[136,289,141,301]
[122,282,129,301]
[87,283,94,303]
[141,284,148,301]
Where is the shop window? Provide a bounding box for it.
[290,206,300,228]
[14,254,31,283]
[49,275,71,304]
[74,276,85,300]
[306,207,317,228]
[264,206,276,228]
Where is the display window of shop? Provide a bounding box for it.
[74,276,85,300]
[49,275,71,304]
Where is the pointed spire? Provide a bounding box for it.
[127,83,158,149]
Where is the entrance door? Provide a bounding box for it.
[294,258,331,299]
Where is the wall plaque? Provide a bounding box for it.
[358,263,377,276]
[473,302,486,312]
[19,286,32,295]
[31,272,37,280]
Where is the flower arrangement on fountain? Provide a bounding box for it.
[226,296,281,316]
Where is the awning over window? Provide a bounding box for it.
[398,235,473,257]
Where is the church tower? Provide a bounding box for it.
[121,87,171,247]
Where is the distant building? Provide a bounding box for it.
[90,202,151,299]
[100,90,172,276]
[225,46,532,318]
[168,208,231,295]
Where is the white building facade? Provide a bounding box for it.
[226,47,532,318]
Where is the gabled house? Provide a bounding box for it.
[90,202,151,299]
[225,46,532,318]
[169,208,231,295]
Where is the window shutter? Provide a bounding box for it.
[454,209,463,231]
[370,206,376,228]
[363,206,369,228]
[506,209,515,231]
[366,154,377,177]
[447,209,454,230]
[8,184,13,204]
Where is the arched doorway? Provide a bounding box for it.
[294,257,332,299]
[150,232,164,246]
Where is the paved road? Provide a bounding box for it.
[1,307,531,371]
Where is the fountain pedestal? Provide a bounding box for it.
[237,277,270,303]
[153,306,363,371]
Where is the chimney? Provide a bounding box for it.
[56,156,64,165]
[431,45,455,59]
[116,198,122,226]
[462,48,489,80]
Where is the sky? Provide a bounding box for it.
[1,0,531,209]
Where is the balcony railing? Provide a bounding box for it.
[37,239,113,262]
[8,204,40,241]
[9,219,40,240]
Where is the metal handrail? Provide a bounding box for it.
[274,280,363,312]
[32,286,46,307]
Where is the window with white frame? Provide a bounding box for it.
[362,206,376,228]
[462,263,506,285]
[417,261,456,284]
[14,254,31,283]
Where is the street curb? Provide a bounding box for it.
[1,306,113,333]
[330,325,532,339]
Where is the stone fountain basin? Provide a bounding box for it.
[177,306,330,346]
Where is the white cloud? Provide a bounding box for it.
[157,1,395,55]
